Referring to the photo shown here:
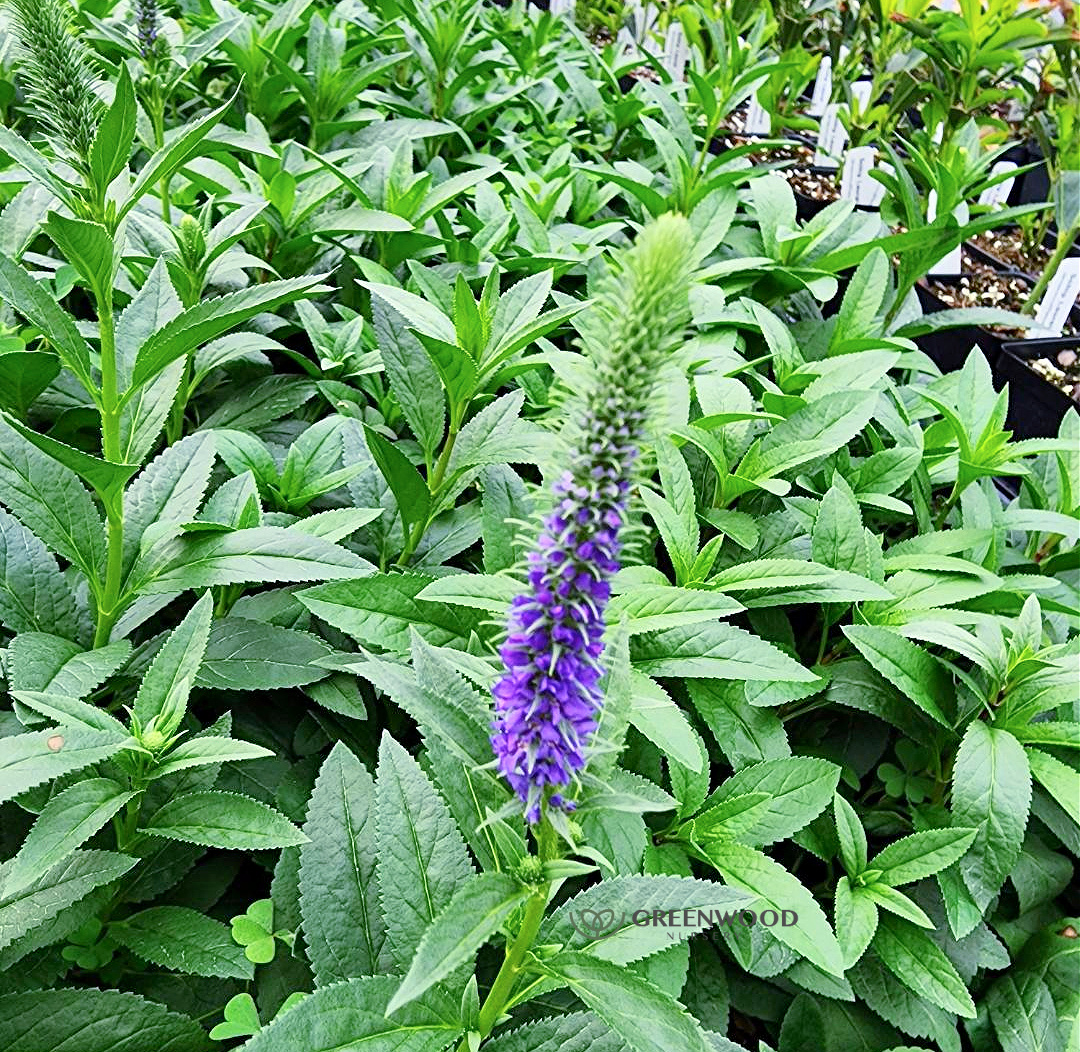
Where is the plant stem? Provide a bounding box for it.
[1023,223,1079,314]
[95,297,125,646]
[397,426,459,566]
[460,822,557,1049]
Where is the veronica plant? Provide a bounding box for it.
[492,213,694,824]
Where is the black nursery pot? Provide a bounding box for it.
[998,337,1080,440]
[913,282,1010,373]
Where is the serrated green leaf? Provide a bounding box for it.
[543,951,712,1052]
[951,721,1031,911]
[300,742,388,983]
[0,726,129,804]
[872,913,976,1018]
[110,905,253,979]
[0,778,134,896]
[389,872,528,1013]
[375,735,474,971]
[141,791,306,850]
[0,988,212,1052]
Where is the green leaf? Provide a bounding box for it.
[0,778,134,896]
[236,975,461,1052]
[871,913,976,1018]
[120,93,235,220]
[708,758,841,846]
[0,507,80,636]
[121,431,217,581]
[0,726,129,804]
[1,411,138,503]
[88,64,137,192]
[0,988,212,1052]
[375,735,474,971]
[842,625,952,725]
[627,673,704,771]
[140,790,307,850]
[631,622,817,682]
[0,420,106,580]
[834,876,878,968]
[45,213,114,303]
[608,585,744,635]
[129,275,327,390]
[686,679,790,768]
[1027,748,1080,827]
[863,884,933,928]
[871,828,978,887]
[0,252,95,394]
[133,592,213,729]
[696,841,845,978]
[299,742,389,983]
[483,1013,627,1052]
[709,559,889,604]
[132,526,370,594]
[830,248,890,350]
[415,572,518,613]
[540,875,751,964]
[986,974,1064,1052]
[195,617,331,690]
[7,632,129,697]
[951,721,1031,911]
[833,793,868,876]
[849,951,961,1052]
[0,850,136,951]
[736,391,878,486]
[363,424,431,534]
[299,573,484,652]
[111,906,252,979]
[147,737,273,780]
[371,296,446,458]
[542,951,712,1052]
[0,349,59,416]
[388,872,528,1013]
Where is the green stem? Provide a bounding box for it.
[150,93,171,225]
[95,299,125,647]
[397,425,459,566]
[1022,223,1080,314]
[462,822,557,1050]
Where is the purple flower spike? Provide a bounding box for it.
[490,215,694,824]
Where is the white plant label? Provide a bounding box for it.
[1033,258,1080,336]
[851,80,872,109]
[814,104,846,169]
[662,23,689,81]
[550,0,575,16]
[744,92,770,136]
[927,190,962,275]
[809,56,832,117]
[840,146,883,207]
[978,161,1018,207]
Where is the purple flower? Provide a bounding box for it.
[490,215,695,824]
[491,435,635,823]
[135,0,162,58]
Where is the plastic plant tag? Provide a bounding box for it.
[926,190,962,276]
[851,80,872,109]
[550,0,575,16]
[662,22,689,81]
[978,161,1018,207]
[814,104,846,169]
[809,56,832,117]
[1033,257,1080,336]
[744,92,770,136]
[840,146,883,208]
